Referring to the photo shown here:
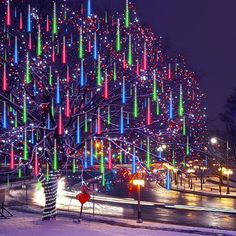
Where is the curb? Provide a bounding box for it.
[171,187,236,199]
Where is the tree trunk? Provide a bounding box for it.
[38,171,60,220]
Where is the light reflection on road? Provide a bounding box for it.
[9,180,236,230]
[145,186,236,210]
[33,180,125,217]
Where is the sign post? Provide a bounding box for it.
[75,185,90,222]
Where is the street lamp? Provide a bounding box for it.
[218,167,226,195]
[200,166,207,190]
[210,137,230,168]
[157,144,167,161]
[223,169,233,194]
[211,137,232,193]
[173,168,178,185]
[162,144,167,150]
[193,165,199,180]
[133,179,145,223]
[187,168,195,189]
[210,137,218,145]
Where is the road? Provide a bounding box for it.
[7,178,236,231]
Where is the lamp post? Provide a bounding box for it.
[173,168,178,185]
[157,144,167,161]
[187,168,195,189]
[133,179,145,223]
[210,137,230,168]
[218,167,225,195]
[180,171,183,186]
[200,166,207,190]
[223,169,233,194]
[211,137,231,194]
[193,165,199,180]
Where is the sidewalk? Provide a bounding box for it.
[171,176,236,198]
[0,178,37,189]
[3,206,236,236]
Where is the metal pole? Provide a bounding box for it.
[137,184,142,223]
[175,172,177,185]
[227,174,230,194]
[203,169,205,184]
[26,184,28,207]
[201,170,203,190]
[80,204,84,219]
[220,168,223,185]
[226,139,229,168]
[190,174,193,189]
[219,170,222,195]
[93,184,95,217]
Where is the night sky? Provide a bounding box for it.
[87,0,236,129]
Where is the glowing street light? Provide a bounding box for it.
[133,179,145,186]
[95,141,101,148]
[187,168,195,174]
[210,137,218,145]
[161,144,167,150]
[133,179,145,223]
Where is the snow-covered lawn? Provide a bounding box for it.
[1,210,236,236]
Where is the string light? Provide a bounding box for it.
[0,0,207,191]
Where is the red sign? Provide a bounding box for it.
[76,193,90,205]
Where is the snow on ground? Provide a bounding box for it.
[0,210,236,236]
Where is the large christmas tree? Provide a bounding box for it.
[0,0,207,219]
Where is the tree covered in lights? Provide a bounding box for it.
[0,0,207,219]
[221,89,236,150]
